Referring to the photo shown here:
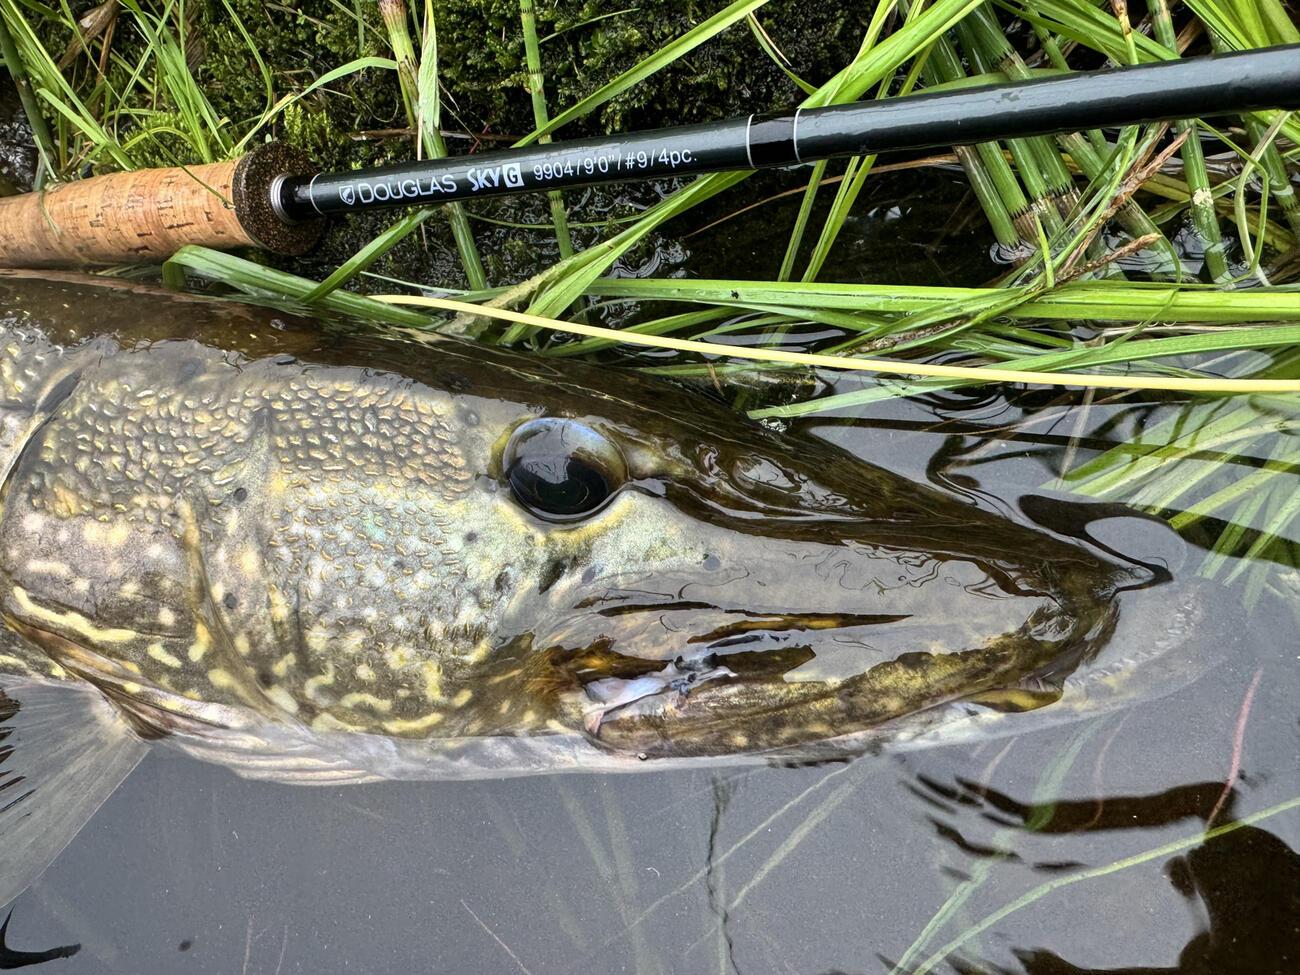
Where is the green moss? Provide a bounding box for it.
[431,0,870,135]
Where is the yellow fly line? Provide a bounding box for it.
[373,295,1300,395]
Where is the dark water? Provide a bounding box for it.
[6,169,1299,974]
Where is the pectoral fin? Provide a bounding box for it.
[0,678,147,909]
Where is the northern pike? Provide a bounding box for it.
[0,272,1214,906]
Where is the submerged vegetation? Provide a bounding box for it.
[0,0,1297,594]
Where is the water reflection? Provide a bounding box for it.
[0,911,79,969]
[945,814,1300,975]
[1010,823,1300,975]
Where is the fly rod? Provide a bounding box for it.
[1,44,1297,267]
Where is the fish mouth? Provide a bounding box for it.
[546,591,1113,758]
[554,608,915,748]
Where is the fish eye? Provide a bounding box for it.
[503,418,627,521]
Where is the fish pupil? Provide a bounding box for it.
[503,417,626,520]
[509,455,610,517]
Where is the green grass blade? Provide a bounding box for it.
[164,246,435,328]
[301,209,436,303]
[515,0,771,146]
[519,0,574,258]
[231,57,397,154]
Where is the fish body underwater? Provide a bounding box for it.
[0,272,1214,906]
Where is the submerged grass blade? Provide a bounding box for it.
[164,246,434,328]
[589,278,1300,323]
[892,721,1104,975]
[375,294,1300,394]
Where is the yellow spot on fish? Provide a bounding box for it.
[421,660,443,701]
[268,586,291,624]
[382,711,444,734]
[207,669,237,689]
[119,579,140,600]
[304,662,337,702]
[387,646,414,669]
[147,643,183,669]
[311,712,363,732]
[239,546,260,577]
[355,663,376,681]
[452,688,473,708]
[233,633,252,656]
[272,654,294,678]
[49,484,83,518]
[25,560,71,578]
[339,692,393,713]
[158,606,176,627]
[305,621,332,654]
[11,586,139,644]
[465,638,493,664]
[105,523,130,548]
[263,685,300,715]
[187,622,212,662]
[122,681,142,695]
[338,629,367,656]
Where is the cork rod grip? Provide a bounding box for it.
[0,144,322,268]
[0,161,251,267]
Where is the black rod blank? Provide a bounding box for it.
[274,45,1300,223]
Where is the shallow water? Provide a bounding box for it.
[4,167,1299,974]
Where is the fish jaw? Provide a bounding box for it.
[504,469,1125,759]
